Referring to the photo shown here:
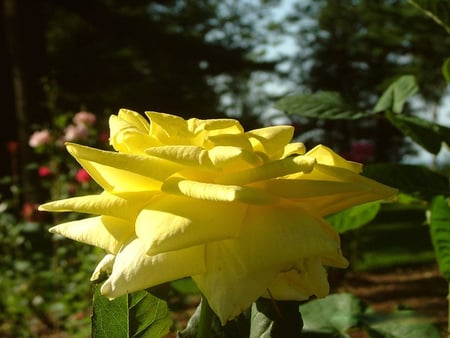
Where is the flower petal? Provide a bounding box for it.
[49,216,134,254]
[263,258,330,300]
[66,143,180,192]
[246,125,294,159]
[91,254,115,282]
[207,146,262,169]
[135,195,247,255]
[101,237,205,299]
[306,145,362,173]
[109,109,155,153]
[193,241,279,324]
[161,177,273,204]
[145,145,212,167]
[39,191,155,220]
[192,202,345,323]
[216,155,316,185]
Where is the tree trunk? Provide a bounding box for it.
[2,0,49,204]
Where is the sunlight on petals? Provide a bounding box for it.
[101,237,205,299]
[42,109,397,325]
[135,195,246,255]
[49,216,134,254]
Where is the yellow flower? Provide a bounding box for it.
[40,109,396,324]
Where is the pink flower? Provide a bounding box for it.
[73,111,96,126]
[29,130,52,148]
[38,166,52,177]
[75,168,91,183]
[64,124,89,141]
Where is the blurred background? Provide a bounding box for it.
[1,0,449,337]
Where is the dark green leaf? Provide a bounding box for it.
[442,57,450,82]
[301,293,363,336]
[326,202,381,234]
[366,310,442,338]
[362,164,450,200]
[250,299,302,338]
[92,285,171,338]
[275,91,368,120]
[373,75,418,113]
[386,112,445,154]
[409,0,450,34]
[429,195,450,281]
[92,284,128,337]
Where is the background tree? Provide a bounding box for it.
[1,0,282,204]
[286,0,450,162]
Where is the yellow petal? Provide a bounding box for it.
[188,117,243,135]
[49,216,134,254]
[216,155,316,185]
[205,134,252,150]
[269,163,396,215]
[192,202,345,323]
[161,177,273,204]
[135,195,247,255]
[306,145,362,173]
[91,254,115,282]
[146,111,190,144]
[207,146,262,169]
[101,237,205,299]
[264,258,330,300]
[109,109,155,153]
[66,143,180,192]
[145,145,212,167]
[282,142,306,158]
[193,241,279,324]
[246,125,294,159]
[39,191,155,221]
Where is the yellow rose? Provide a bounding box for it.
[40,109,396,324]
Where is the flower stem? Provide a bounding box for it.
[197,297,213,338]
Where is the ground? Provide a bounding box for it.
[338,263,448,337]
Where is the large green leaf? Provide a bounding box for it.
[301,293,441,338]
[386,112,447,154]
[429,195,450,281]
[363,164,450,200]
[92,285,172,338]
[366,310,442,338]
[301,293,363,336]
[275,91,369,120]
[326,202,381,234]
[373,75,418,113]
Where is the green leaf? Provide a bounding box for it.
[386,112,446,154]
[92,285,171,338]
[301,293,363,336]
[275,91,369,120]
[250,299,302,338]
[362,164,450,201]
[326,202,381,234]
[442,57,450,82]
[429,195,450,281]
[373,75,418,113]
[366,310,442,338]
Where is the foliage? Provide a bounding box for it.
[92,285,171,338]
[0,111,105,337]
[429,196,450,281]
[301,293,442,337]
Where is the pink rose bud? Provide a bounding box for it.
[29,130,52,148]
